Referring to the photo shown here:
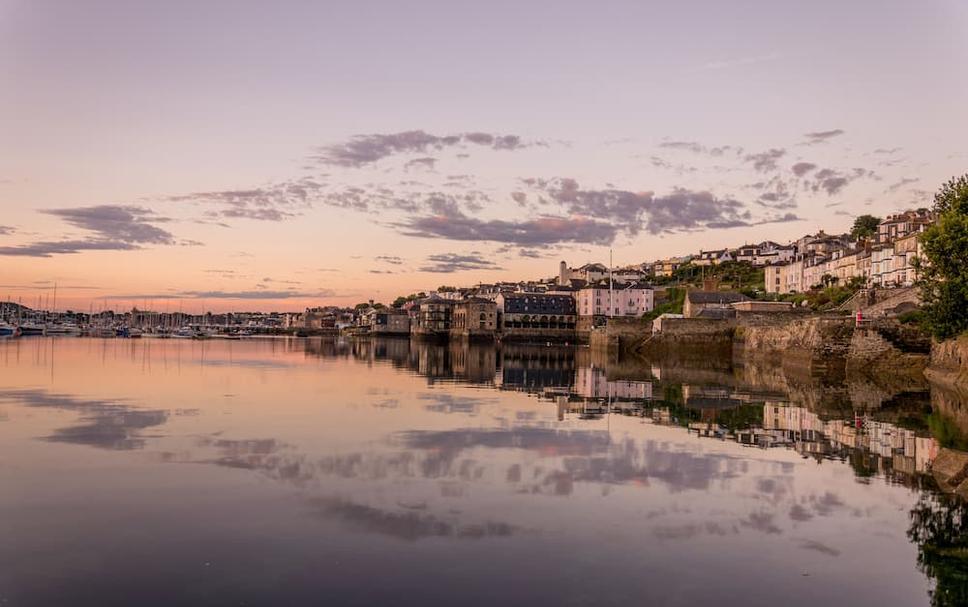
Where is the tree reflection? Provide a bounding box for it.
[908,493,968,607]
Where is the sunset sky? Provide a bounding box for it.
[2,0,967,312]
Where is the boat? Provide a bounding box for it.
[46,323,81,336]
[172,327,195,339]
[0,323,21,338]
[19,322,45,336]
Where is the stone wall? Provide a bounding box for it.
[927,334,968,391]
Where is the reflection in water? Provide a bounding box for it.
[909,494,968,607]
[0,389,173,450]
[1,336,966,606]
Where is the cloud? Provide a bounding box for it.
[313,130,537,167]
[791,162,817,177]
[169,178,323,222]
[418,253,503,273]
[375,255,404,265]
[178,290,334,300]
[658,141,740,157]
[43,205,175,244]
[0,225,14,235]
[658,141,706,154]
[744,149,786,172]
[886,177,919,193]
[0,205,180,257]
[0,239,141,258]
[807,167,874,196]
[404,157,437,171]
[400,212,621,246]
[802,129,845,144]
[103,289,336,300]
[644,188,753,233]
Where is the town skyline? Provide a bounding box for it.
[2,0,967,312]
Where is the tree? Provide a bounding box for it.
[851,214,881,240]
[916,175,968,340]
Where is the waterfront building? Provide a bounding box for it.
[450,298,498,340]
[576,284,654,331]
[369,309,411,336]
[496,292,577,339]
[411,295,455,339]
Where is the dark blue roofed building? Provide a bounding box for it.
[496,293,577,341]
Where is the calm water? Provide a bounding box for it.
[1,337,966,606]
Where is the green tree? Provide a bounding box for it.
[851,214,881,240]
[916,175,968,340]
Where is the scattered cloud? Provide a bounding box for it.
[313,130,538,167]
[375,255,404,265]
[744,148,786,172]
[43,205,174,244]
[0,205,181,257]
[808,167,874,196]
[0,239,140,258]
[791,162,817,177]
[886,177,919,193]
[419,253,503,273]
[658,141,741,157]
[0,225,15,235]
[802,129,845,145]
[168,178,323,222]
[404,157,437,171]
[400,212,621,246]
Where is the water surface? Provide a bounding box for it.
[1,337,965,606]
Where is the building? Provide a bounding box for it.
[558,261,608,286]
[368,309,411,336]
[450,298,498,340]
[683,290,748,318]
[497,292,577,340]
[411,295,454,338]
[878,209,933,243]
[576,284,654,331]
[652,256,691,278]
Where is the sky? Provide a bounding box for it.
[1,0,966,312]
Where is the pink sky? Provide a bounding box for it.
[1,0,966,312]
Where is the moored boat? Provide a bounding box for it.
[0,323,21,338]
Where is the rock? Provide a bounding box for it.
[931,448,968,492]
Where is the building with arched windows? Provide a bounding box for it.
[450,298,498,341]
[496,293,577,341]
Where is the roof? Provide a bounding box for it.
[686,291,749,305]
[696,307,738,320]
[502,293,576,315]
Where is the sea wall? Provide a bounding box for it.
[734,317,854,364]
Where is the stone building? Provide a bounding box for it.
[369,309,411,336]
[450,298,498,340]
[683,291,748,318]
